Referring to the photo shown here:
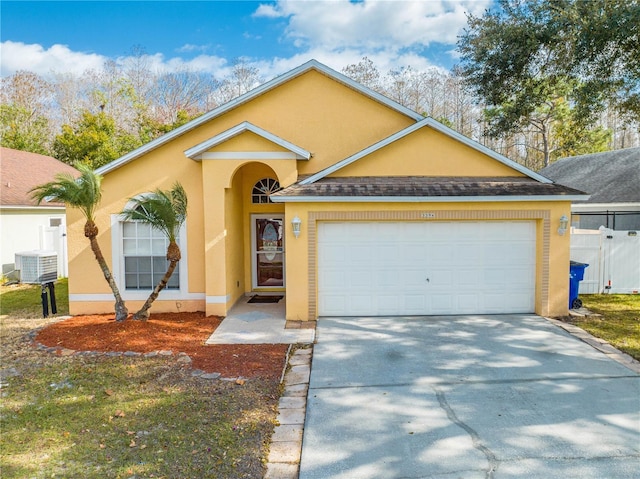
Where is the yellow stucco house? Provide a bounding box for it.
[67,60,587,321]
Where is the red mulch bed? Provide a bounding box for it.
[35,312,289,380]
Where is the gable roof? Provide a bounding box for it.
[300,117,552,185]
[184,121,311,160]
[96,59,423,176]
[0,147,78,208]
[271,176,587,203]
[539,147,640,203]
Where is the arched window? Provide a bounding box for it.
[252,178,281,204]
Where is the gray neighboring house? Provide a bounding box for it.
[539,147,640,231]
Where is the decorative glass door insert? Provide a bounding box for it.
[252,216,284,288]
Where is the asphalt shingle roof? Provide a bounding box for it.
[0,147,78,207]
[272,176,585,199]
[538,147,640,203]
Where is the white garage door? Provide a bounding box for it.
[318,221,536,316]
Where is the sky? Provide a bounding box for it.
[0,0,494,80]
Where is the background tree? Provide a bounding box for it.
[212,59,263,105]
[53,110,140,169]
[342,57,382,91]
[30,164,128,321]
[0,71,54,154]
[119,183,187,320]
[457,0,639,166]
[0,104,51,154]
[152,70,218,124]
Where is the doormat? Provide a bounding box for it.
[248,295,283,304]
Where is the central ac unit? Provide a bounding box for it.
[15,250,58,284]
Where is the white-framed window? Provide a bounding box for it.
[252,178,281,204]
[122,221,179,290]
[111,213,189,301]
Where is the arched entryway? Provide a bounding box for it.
[226,162,286,300]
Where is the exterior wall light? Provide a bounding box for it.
[291,216,302,238]
[558,215,569,236]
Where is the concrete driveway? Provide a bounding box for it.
[299,315,640,479]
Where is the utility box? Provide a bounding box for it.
[15,250,58,284]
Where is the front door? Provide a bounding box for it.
[251,215,285,289]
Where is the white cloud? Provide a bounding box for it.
[0,41,106,77]
[0,40,230,79]
[254,0,490,52]
[117,52,229,77]
[253,3,282,18]
[256,47,448,83]
[175,43,211,54]
[2,1,489,81]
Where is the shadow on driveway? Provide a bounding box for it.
[300,315,640,479]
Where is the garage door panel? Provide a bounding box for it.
[321,243,347,263]
[403,295,427,313]
[378,295,399,313]
[320,295,346,316]
[319,270,345,289]
[318,221,535,316]
[377,244,399,263]
[458,269,481,286]
[351,245,373,263]
[404,243,429,261]
[428,243,456,264]
[431,295,453,313]
[456,294,480,313]
[428,268,454,287]
[350,295,373,311]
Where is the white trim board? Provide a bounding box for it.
[184,121,311,160]
[196,152,302,160]
[206,295,232,304]
[271,195,588,203]
[69,293,205,302]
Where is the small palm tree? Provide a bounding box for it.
[30,163,129,321]
[120,182,187,320]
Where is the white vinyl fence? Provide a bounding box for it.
[570,227,640,294]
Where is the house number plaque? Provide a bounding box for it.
[421,212,436,219]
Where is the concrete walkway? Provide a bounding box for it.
[300,315,640,479]
[205,296,314,345]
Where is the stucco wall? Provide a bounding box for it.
[333,126,526,178]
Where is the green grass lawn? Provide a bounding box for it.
[0,280,279,478]
[0,278,69,317]
[1,356,278,478]
[579,294,640,361]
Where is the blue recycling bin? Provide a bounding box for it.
[569,261,588,309]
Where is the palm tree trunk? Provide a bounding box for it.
[133,260,178,320]
[86,222,128,322]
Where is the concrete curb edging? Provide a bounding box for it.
[546,316,640,374]
[265,346,312,479]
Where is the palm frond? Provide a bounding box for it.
[29,163,102,221]
[120,182,188,242]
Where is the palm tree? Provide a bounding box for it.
[30,163,129,321]
[120,182,187,320]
